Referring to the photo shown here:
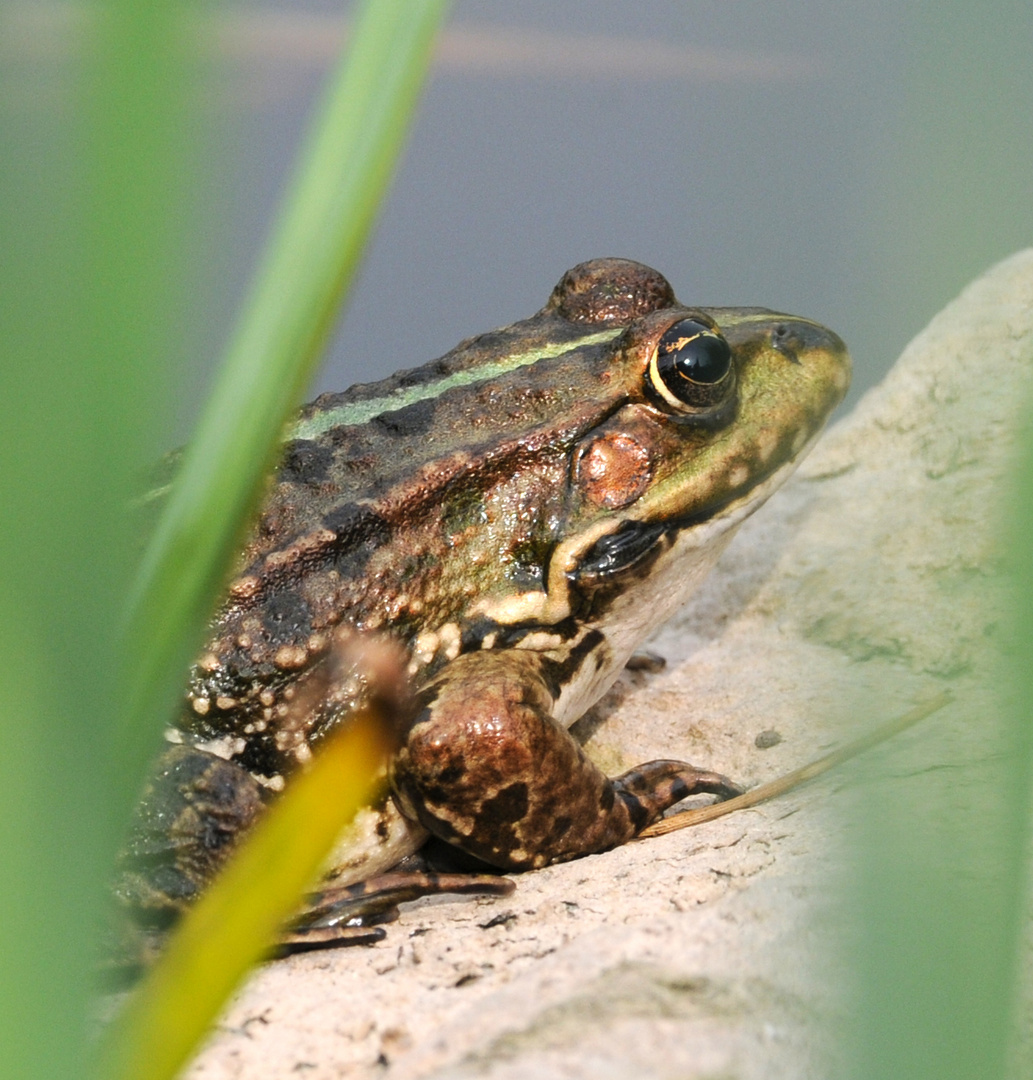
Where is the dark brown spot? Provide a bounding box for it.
[478,782,530,826]
[279,439,333,485]
[437,762,466,786]
[372,397,437,438]
[261,589,313,643]
[396,361,449,388]
[539,630,608,700]
[669,777,690,802]
[323,503,392,546]
[547,815,573,843]
[618,790,650,831]
[322,503,392,576]
[459,616,502,653]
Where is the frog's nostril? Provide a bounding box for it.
[771,324,800,363]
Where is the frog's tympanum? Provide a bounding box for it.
[118,259,850,953]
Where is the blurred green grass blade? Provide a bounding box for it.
[848,444,1033,1075]
[96,707,393,1080]
[97,6,450,1075]
[1006,428,1033,1070]
[120,0,451,815]
[0,3,195,1079]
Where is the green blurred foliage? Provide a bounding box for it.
[0,4,196,1077]
[848,708,1032,1079]
[845,5,1033,1075]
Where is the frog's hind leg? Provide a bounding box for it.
[391,650,742,872]
[115,745,268,925]
[109,744,268,978]
[281,871,515,952]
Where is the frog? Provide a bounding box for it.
[116,258,850,954]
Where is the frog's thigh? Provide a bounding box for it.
[391,651,737,871]
[117,745,266,924]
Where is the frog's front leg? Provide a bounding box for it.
[391,650,741,871]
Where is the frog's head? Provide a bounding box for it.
[478,259,850,641]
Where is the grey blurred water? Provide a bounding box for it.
[188,0,1032,429]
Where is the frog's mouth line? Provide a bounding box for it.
[530,429,826,723]
[509,429,828,714]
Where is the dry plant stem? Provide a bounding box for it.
[638,692,954,839]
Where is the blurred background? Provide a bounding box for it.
[188,0,1032,427]
[8,1,1031,434]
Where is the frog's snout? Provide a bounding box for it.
[777,319,852,404]
[773,319,847,364]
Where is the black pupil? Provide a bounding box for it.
[658,319,730,384]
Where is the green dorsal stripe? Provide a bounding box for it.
[290,329,622,441]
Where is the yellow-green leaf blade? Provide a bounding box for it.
[97,707,393,1080]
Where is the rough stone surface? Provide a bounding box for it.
[185,250,1033,1080]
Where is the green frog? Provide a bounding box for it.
[118,258,850,952]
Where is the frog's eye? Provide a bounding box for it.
[647,319,733,411]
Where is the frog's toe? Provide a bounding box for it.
[279,871,515,954]
[614,759,744,832]
[277,922,390,954]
